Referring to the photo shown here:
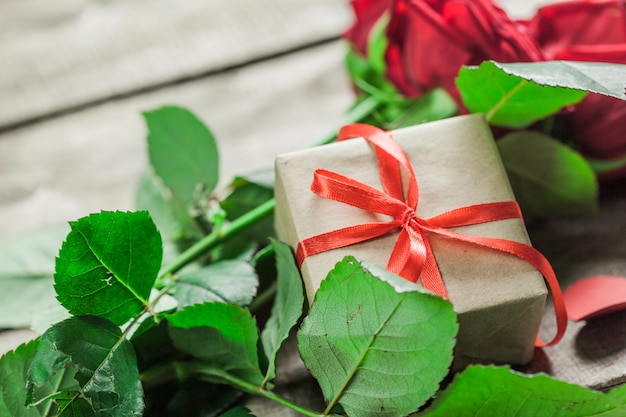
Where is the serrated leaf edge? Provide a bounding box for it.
[493,60,626,100]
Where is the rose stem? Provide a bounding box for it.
[158,95,380,279]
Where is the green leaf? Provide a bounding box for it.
[54,211,162,325]
[345,48,372,88]
[135,169,202,242]
[418,365,626,416]
[145,380,240,417]
[0,339,70,417]
[27,316,144,417]
[345,12,420,128]
[607,383,626,404]
[383,88,458,130]
[215,176,275,260]
[456,61,587,128]
[345,14,391,93]
[220,178,274,243]
[220,406,255,417]
[490,61,626,100]
[168,303,264,385]
[298,257,458,417]
[235,167,275,190]
[366,12,389,76]
[143,106,219,206]
[136,324,241,417]
[0,225,67,328]
[497,131,598,218]
[173,260,259,308]
[260,239,304,385]
[586,153,626,175]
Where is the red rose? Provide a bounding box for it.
[344,0,626,178]
[528,0,626,63]
[528,0,626,178]
[384,0,542,98]
[344,0,393,55]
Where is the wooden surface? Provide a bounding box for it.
[1,0,625,415]
[0,0,350,129]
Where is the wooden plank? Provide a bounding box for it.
[0,0,550,131]
[0,0,350,128]
[0,40,353,243]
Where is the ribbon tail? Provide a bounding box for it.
[430,227,567,347]
[387,227,426,283]
[386,226,448,299]
[506,241,567,348]
[418,237,449,299]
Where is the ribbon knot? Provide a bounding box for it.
[295,123,567,347]
[400,208,417,228]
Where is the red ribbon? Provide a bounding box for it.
[296,123,567,347]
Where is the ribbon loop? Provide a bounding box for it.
[296,123,567,347]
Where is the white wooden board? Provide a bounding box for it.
[0,41,353,242]
[0,0,351,128]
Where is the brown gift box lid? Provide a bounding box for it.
[274,114,547,366]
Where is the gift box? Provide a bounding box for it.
[274,114,549,366]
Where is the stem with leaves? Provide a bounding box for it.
[158,95,380,280]
[132,96,382,416]
[141,361,335,417]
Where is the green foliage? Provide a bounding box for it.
[456,61,587,128]
[418,365,626,416]
[490,61,626,100]
[173,260,259,308]
[260,239,304,385]
[27,316,144,417]
[143,106,220,207]
[345,13,457,131]
[346,55,457,130]
[136,169,202,242]
[0,225,67,328]
[219,174,275,253]
[344,13,392,97]
[380,88,457,130]
[586,153,626,175]
[497,131,598,218]
[142,378,240,417]
[54,211,162,325]
[4,88,626,417]
[219,406,255,417]
[1,340,51,417]
[607,383,626,404]
[235,168,275,190]
[298,257,458,417]
[167,303,265,385]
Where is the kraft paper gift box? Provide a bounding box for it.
[274,114,548,366]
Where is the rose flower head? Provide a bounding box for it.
[344,0,626,179]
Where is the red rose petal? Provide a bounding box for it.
[563,275,626,321]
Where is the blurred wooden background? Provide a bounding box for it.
[1,1,625,415]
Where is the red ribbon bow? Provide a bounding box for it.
[296,123,567,347]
